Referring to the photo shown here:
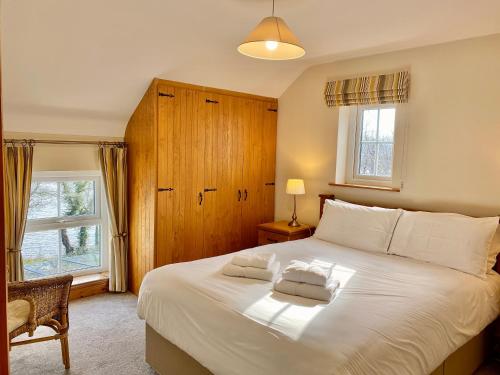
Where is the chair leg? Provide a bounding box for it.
[60,312,70,369]
[60,334,70,369]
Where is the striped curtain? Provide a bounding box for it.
[324,71,410,107]
[4,143,34,281]
[99,145,128,292]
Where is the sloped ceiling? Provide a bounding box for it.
[3,0,500,136]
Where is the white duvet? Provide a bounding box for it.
[137,238,500,375]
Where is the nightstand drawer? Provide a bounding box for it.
[257,221,316,246]
[258,230,288,245]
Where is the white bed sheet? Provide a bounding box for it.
[137,238,500,375]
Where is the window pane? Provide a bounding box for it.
[361,109,378,141]
[28,182,58,219]
[59,181,96,217]
[22,230,59,279]
[378,108,396,142]
[376,143,393,177]
[22,225,101,279]
[28,179,97,220]
[358,142,376,176]
[61,225,101,272]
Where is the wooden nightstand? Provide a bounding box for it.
[257,221,315,246]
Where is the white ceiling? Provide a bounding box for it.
[3,0,500,137]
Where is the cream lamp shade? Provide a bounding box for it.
[238,0,305,61]
[238,16,305,60]
[286,179,305,195]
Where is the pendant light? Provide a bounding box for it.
[238,0,305,60]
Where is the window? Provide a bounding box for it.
[356,107,395,179]
[342,104,406,189]
[23,171,108,279]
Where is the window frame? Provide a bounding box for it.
[24,170,109,278]
[345,103,407,188]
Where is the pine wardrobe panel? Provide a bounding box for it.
[125,79,277,294]
[156,86,206,265]
[261,102,278,224]
[125,81,159,294]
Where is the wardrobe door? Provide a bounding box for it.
[260,103,277,224]
[226,96,246,253]
[156,86,205,265]
[220,95,245,254]
[202,94,243,257]
[240,99,265,250]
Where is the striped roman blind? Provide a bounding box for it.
[324,71,410,107]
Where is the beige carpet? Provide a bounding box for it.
[9,293,156,375]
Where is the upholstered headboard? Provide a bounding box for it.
[318,194,500,273]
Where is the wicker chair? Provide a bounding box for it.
[8,274,73,369]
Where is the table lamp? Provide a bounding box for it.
[286,179,305,227]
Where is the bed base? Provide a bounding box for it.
[430,324,494,375]
[146,323,494,375]
[146,324,211,375]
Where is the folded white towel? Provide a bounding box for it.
[222,261,280,282]
[282,260,334,286]
[232,252,276,269]
[274,278,340,302]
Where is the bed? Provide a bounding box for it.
[137,195,500,375]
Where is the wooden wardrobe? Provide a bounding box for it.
[125,79,278,294]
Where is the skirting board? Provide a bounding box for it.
[146,322,495,375]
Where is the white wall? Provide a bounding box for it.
[276,34,500,225]
[4,132,123,172]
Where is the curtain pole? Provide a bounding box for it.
[3,139,126,147]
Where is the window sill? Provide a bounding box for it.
[72,272,108,286]
[70,272,109,300]
[329,183,400,192]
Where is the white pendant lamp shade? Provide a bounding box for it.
[238,16,305,60]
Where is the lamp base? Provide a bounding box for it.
[288,194,300,227]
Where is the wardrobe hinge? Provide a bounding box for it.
[206,99,219,104]
[267,108,278,112]
[265,182,275,186]
[159,93,175,98]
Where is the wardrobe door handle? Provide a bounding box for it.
[198,192,203,206]
[244,189,248,201]
[238,189,242,201]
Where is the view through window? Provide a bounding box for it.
[23,172,107,279]
[357,107,396,179]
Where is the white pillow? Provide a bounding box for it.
[487,225,500,273]
[314,200,402,253]
[388,211,499,278]
[325,199,351,206]
[324,199,369,207]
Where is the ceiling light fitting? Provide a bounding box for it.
[238,0,305,60]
